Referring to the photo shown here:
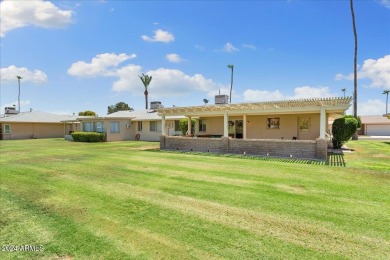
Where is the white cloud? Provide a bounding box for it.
[141,29,174,43]
[243,86,336,102]
[67,53,136,77]
[68,53,223,98]
[346,99,387,115]
[222,42,239,52]
[243,89,284,102]
[377,0,390,9]
[166,53,183,63]
[195,45,206,51]
[0,65,48,84]
[335,55,390,89]
[0,0,73,37]
[242,44,256,50]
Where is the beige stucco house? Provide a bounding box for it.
[156,97,352,160]
[0,110,78,140]
[75,109,184,142]
[358,115,390,136]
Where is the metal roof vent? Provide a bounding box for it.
[215,95,229,105]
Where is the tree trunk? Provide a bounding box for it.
[144,90,148,110]
[350,0,359,140]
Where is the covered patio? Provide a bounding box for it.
[156,97,352,160]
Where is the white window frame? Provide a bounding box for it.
[150,121,157,132]
[110,121,120,133]
[4,124,11,134]
[199,119,206,132]
[83,122,93,132]
[267,118,280,129]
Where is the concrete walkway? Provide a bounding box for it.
[358,135,390,141]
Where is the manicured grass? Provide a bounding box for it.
[0,139,389,259]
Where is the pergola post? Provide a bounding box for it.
[243,114,247,139]
[161,115,166,136]
[223,112,228,137]
[187,116,191,135]
[320,107,326,139]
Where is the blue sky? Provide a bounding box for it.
[1,0,389,116]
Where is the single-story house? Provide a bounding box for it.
[156,97,353,160]
[75,109,184,142]
[358,115,390,136]
[385,113,390,119]
[0,110,78,140]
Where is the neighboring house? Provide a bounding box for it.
[76,109,184,142]
[156,97,352,160]
[0,110,78,140]
[358,115,390,136]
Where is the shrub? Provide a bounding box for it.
[343,115,361,129]
[71,132,105,142]
[179,119,196,135]
[332,116,358,149]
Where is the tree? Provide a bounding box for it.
[341,88,347,97]
[203,98,209,105]
[78,110,97,116]
[227,64,234,103]
[107,102,133,114]
[16,76,22,112]
[383,90,390,114]
[139,73,152,110]
[179,118,196,136]
[350,0,359,140]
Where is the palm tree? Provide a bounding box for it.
[16,76,23,113]
[341,88,347,97]
[227,64,234,103]
[139,73,152,110]
[350,0,358,140]
[203,98,209,105]
[383,90,390,114]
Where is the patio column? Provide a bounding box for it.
[223,112,228,137]
[320,107,326,139]
[243,114,247,139]
[161,115,166,136]
[187,116,191,135]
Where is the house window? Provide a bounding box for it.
[199,119,206,132]
[138,121,142,131]
[299,118,310,131]
[267,118,280,129]
[4,124,11,134]
[150,121,157,132]
[95,122,105,133]
[174,120,180,131]
[83,122,93,132]
[110,122,120,133]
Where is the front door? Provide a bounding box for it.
[298,116,311,140]
[228,120,243,139]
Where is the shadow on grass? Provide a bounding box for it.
[326,153,346,167]
[383,142,390,146]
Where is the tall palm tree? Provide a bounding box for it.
[139,73,152,110]
[383,90,390,114]
[350,0,358,140]
[16,76,23,113]
[341,88,347,97]
[227,64,234,103]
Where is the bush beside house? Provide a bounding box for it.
[71,132,105,142]
[332,116,358,149]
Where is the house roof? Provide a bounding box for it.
[0,111,77,123]
[360,115,390,124]
[77,109,184,122]
[156,97,353,116]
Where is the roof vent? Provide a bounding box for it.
[215,95,229,105]
[150,101,163,109]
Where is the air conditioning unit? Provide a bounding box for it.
[150,101,163,109]
[215,95,229,104]
[5,107,18,115]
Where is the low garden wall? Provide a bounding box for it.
[160,136,328,160]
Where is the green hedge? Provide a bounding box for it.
[71,132,105,142]
[332,116,358,149]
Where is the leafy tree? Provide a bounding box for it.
[139,73,152,110]
[179,118,196,136]
[107,102,133,114]
[78,110,97,116]
[332,116,358,149]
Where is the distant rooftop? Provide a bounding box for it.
[0,110,77,123]
[360,115,390,124]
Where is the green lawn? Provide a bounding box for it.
[0,139,389,259]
